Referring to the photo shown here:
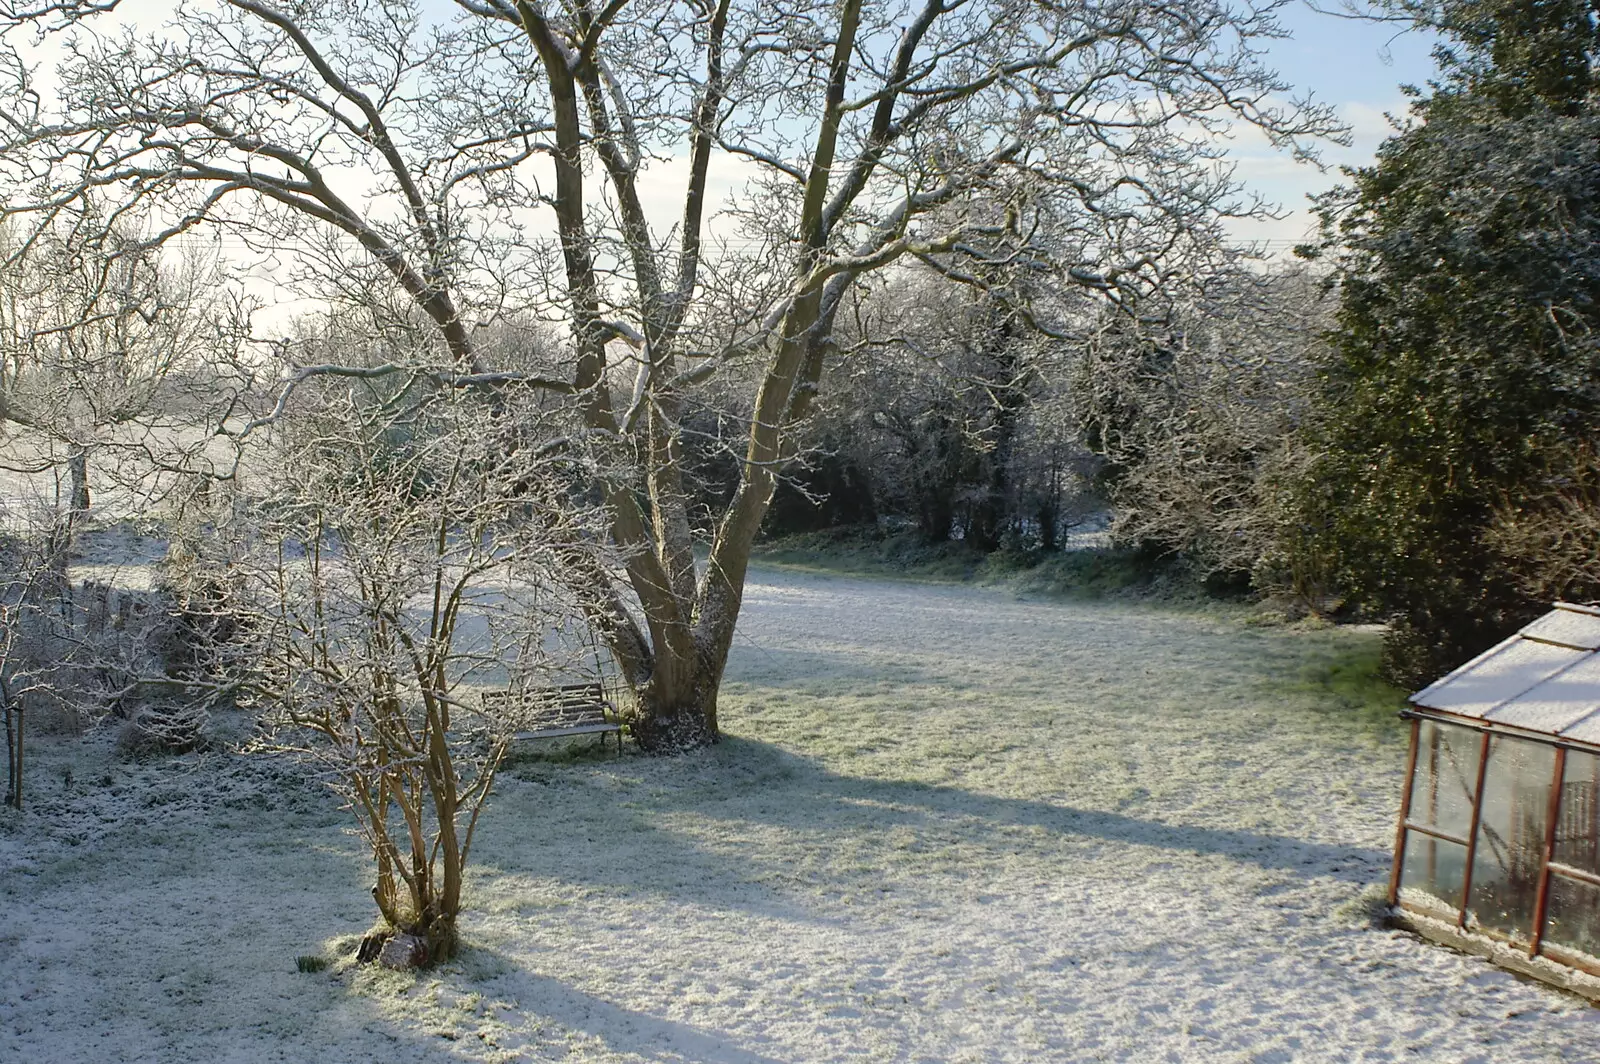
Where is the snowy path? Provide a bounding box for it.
[5,566,1600,1061]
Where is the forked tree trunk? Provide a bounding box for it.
[360,706,470,966]
[629,646,724,752]
[418,909,460,964]
[560,0,867,756]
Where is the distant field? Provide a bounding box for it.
[3,566,1597,1062]
[0,424,227,521]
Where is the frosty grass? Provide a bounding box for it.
[4,565,1599,1062]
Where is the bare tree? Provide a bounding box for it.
[0,518,63,811]
[0,221,243,546]
[1073,264,1333,590]
[1486,441,1600,606]
[1,0,1342,749]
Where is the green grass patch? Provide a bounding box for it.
[752,525,987,581]
[1292,642,1410,737]
[1002,546,1171,599]
[752,525,1176,600]
[501,733,627,771]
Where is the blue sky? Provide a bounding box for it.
[1228,2,1443,249]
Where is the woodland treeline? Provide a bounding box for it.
[732,0,1600,694]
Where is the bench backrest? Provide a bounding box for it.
[484,682,611,730]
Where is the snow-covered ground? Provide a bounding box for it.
[4,566,1599,1062]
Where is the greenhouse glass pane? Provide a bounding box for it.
[1400,834,1468,919]
[1542,875,1600,968]
[1466,737,1555,942]
[1553,750,1600,877]
[1407,720,1480,838]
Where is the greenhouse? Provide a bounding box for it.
[1391,602,1600,996]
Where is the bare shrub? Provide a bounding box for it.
[116,701,210,756]
[1486,443,1600,605]
[1074,267,1333,598]
[190,363,613,965]
[1,511,81,806]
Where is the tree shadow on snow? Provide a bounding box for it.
[720,738,1385,877]
[491,735,1389,918]
[330,944,789,1064]
[468,947,791,1064]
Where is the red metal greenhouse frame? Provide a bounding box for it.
[1390,705,1600,998]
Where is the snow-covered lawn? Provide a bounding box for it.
[5,566,1598,1062]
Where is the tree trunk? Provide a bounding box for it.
[627,642,723,752]
[67,443,90,514]
[419,910,459,964]
[1038,450,1061,552]
[3,681,17,811]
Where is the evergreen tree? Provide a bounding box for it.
[1296,0,1600,684]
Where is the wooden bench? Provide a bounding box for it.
[482,682,624,754]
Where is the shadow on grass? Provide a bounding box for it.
[446,944,791,1064]
[491,735,1390,918]
[720,737,1385,874]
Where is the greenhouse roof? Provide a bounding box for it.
[1411,602,1600,745]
